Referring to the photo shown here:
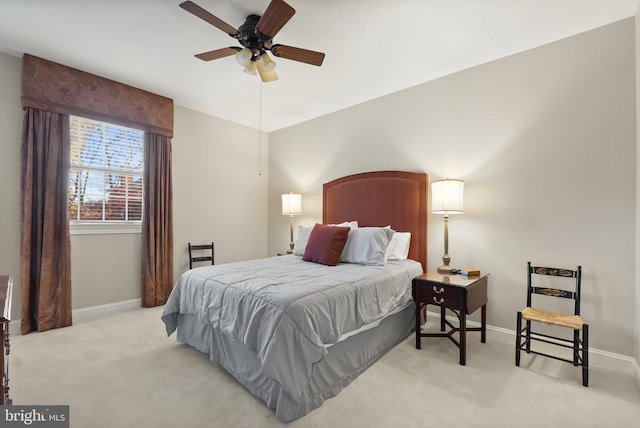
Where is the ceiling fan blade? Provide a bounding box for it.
[271,44,325,66]
[179,1,238,36]
[195,47,241,61]
[256,0,295,39]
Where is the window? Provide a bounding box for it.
[68,116,144,233]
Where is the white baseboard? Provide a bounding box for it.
[9,298,142,336]
[426,310,639,377]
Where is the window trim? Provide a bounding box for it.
[69,221,142,235]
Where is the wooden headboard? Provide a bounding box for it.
[323,171,428,270]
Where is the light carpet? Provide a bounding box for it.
[10,306,640,427]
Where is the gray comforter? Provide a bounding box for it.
[162,255,422,401]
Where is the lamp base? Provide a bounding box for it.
[437,265,458,274]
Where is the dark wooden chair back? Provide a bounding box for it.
[527,262,582,316]
[188,242,214,270]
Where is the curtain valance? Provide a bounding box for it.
[21,54,173,137]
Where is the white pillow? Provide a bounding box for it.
[293,225,314,256]
[386,232,411,260]
[293,221,358,256]
[340,227,395,265]
[329,221,358,229]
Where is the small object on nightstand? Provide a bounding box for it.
[460,268,481,276]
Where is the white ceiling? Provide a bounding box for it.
[0,0,638,132]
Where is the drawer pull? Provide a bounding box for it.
[433,286,445,294]
[433,296,444,304]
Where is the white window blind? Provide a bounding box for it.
[68,116,144,225]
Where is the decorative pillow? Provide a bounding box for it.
[340,227,395,266]
[294,221,358,256]
[302,224,351,266]
[385,232,411,260]
[293,225,314,256]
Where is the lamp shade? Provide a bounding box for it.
[257,59,278,82]
[243,59,258,75]
[235,47,252,66]
[431,179,464,214]
[260,52,276,72]
[282,193,302,216]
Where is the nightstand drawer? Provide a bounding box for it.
[414,283,462,308]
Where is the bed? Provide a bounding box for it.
[161,170,428,421]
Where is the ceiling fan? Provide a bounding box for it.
[179,0,325,82]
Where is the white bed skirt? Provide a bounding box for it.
[174,302,415,422]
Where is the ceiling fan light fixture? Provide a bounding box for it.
[260,52,276,72]
[181,0,326,78]
[257,59,278,82]
[243,59,258,75]
[235,47,252,66]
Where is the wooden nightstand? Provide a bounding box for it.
[0,275,12,404]
[412,271,488,365]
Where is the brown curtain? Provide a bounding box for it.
[21,54,175,315]
[20,109,72,334]
[141,133,174,307]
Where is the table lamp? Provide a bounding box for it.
[282,193,302,253]
[431,179,464,274]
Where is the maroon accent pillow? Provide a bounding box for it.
[302,224,350,266]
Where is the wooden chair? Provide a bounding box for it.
[515,262,589,386]
[188,242,214,270]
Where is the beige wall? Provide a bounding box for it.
[172,105,268,277]
[0,51,268,319]
[636,9,640,370]
[0,52,22,320]
[268,19,636,356]
[70,233,141,308]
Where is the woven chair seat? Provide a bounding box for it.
[522,307,584,330]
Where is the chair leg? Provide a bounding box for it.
[516,311,522,366]
[573,329,579,366]
[582,324,589,387]
[525,320,531,353]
